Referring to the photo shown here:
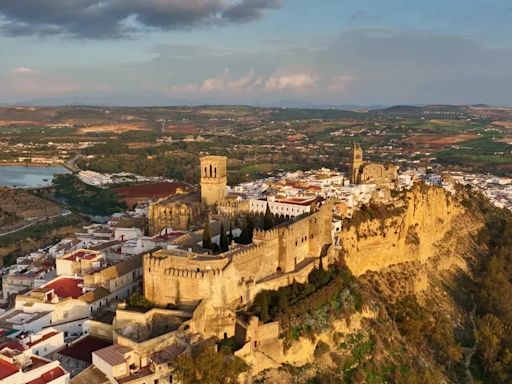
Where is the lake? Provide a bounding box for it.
[0,165,70,188]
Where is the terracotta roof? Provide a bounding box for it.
[86,254,142,282]
[93,344,131,366]
[0,340,25,352]
[79,287,110,304]
[44,277,83,299]
[58,336,112,364]
[114,182,192,198]
[0,358,18,380]
[64,251,98,261]
[26,331,60,347]
[26,366,66,384]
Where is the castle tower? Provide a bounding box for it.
[350,143,363,184]
[200,156,227,206]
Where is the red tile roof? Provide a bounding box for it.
[0,359,19,380]
[0,340,25,352]
[58,336,112,363]
[64,251,97,261]
[44,278,83,299]
[114,182,191,198]
[26,366,66,384]
[26,332,60,347]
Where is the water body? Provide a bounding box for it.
[0,165,70,188]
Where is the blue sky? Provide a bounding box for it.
[0,0,511,106]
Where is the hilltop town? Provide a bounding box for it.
[1,134,512,383]
[0,106,512,383]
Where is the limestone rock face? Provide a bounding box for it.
[340,185,463,276]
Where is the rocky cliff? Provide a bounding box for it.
[340,184,464,276]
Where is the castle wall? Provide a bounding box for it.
[143,203,334,308]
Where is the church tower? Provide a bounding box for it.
[200,156,227,206]
[350,143,363,184]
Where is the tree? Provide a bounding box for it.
[228,221,234,242]
[263,203,274,230]
[175,345,247,384]
[239,215,254,244]
[476,313,505,373]
[246,215,254,242]
[202,220,211,250]
[220,221,229,252]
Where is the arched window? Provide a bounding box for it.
[209,164,213,178]
[214,167,217,178]
[204,167,207,177]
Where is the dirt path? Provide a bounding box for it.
[463,304,477,384]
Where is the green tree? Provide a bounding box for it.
[476,313,505,373]
[219,221,229,252]
[202,220,212,250]
[228,221,234,242]
[175,345,247,384]
[263,203,274,230]
[238,215,254,244]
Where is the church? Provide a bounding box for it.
[349,143,398,185]
[148,155,227,235]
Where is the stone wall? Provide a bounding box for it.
[143,202,334,308]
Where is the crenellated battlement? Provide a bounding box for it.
[163,267,223,279]
[253,227,279,241]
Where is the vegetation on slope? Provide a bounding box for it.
[54,174,126,215]
[471,197,512,382]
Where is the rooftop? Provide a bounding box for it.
[0,340,25,352]
[114,181,193,198]
[63,251,99,262]
[26,366,66,384]
[58,336,112,364]
[0,358,18,380]
[93,344,131,366]
[43,277,84,299]
[26,331,60,348]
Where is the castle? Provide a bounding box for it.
[143,146,394,337]
[144,203,334,309]
[350,143,398,185]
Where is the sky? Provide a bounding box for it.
[0,0,511,106]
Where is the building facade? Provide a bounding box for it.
[350,143,398,185]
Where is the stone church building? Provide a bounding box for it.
[350,142,398,185]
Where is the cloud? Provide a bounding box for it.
[10,66,41,75]
[0,0,282,39]
[166,69,332,100]
[264,73,317,91]
[223,0,281,22]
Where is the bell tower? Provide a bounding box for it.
[200,156,227,206]
[350,143,363,184]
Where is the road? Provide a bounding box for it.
[63,153,82,172]
[0,211,71,238]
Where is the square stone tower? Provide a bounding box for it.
[350,142,363,184]
[200,156,227,206]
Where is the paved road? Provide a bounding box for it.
[64,153,82,172]
[0,211,71,238]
